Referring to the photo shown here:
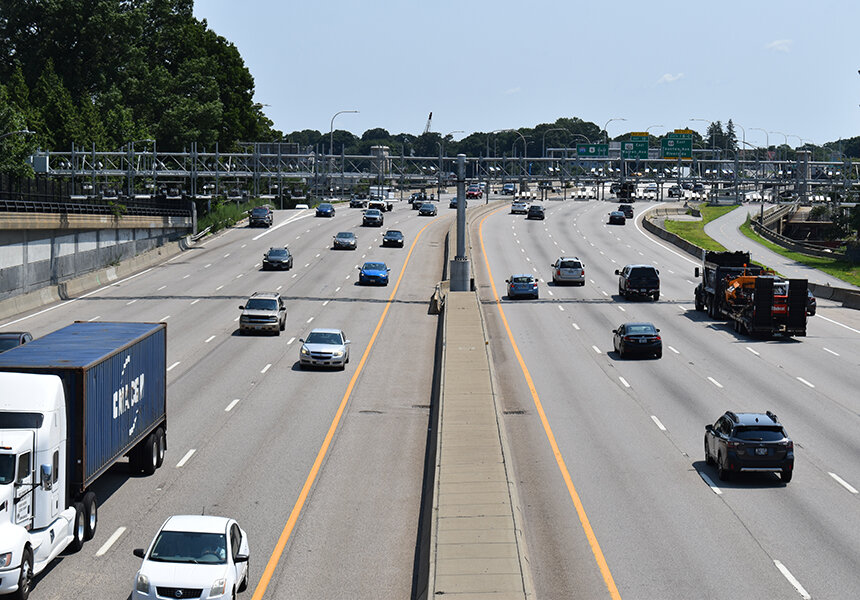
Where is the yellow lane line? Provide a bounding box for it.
[251,219,435,600]
[478,209,622,600]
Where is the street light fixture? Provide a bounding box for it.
[329,110,358,156]
[0,129,34,141]
[769,130,788,161]
[646,125,664,135]
[542,127,567,157]
[602,118,626,144]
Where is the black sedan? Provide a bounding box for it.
[612,322,662,358]
[382,230,404,247]
[608,211,626,225]
[316,202,335,217]
[418,203,437,216]
[332,231,357,250]
[0,331,33,353]
[262,246,293,270]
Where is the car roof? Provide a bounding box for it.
[362,261,387,268]
[336,231,354,236]
[621,322,657,328]
[557,257,581,262]
[250,291,280,299]
[730,412,780,426]
[510,273,535,279]
[308,328,342,335]
[161,515,231,534]
[384,230,402,234]
[623,264,657,269]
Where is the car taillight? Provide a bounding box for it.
[780,440,793,450]
[623,336,634,342]
[557,269,562,275]
[581,269,585,276]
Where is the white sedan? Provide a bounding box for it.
[132,515,250,599]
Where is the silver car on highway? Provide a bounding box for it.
[551,257,585,286]
[299,328,351,369]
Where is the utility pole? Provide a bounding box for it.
[450,154,470,292]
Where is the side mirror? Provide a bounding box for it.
[238,305,245,310]
[235,553,249,563]
[40,464,52,490]
[611,329,617,334]
[694,267,700,278]
[387,268,391,272]
[344,340,351,345]
[298,338,305,343]
[505,280,510,283]
[705,424,714,433]
[614,270,620,275]
[656,269,660,275]
[656,328,661,332]
[133,548,146,559]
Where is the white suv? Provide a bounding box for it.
[238,292,286,334]
[551,257,586,286]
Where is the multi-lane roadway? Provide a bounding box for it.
[2,195,859,599]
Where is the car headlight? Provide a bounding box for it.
[209,578,227,597]
[135,573,150,593]
[301,346,310,355]
[0,552,12,568]
[332,350,343,357]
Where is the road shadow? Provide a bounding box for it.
[692,460,787,489]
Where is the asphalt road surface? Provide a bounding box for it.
[472,199,860,600]
[1,200,452,600]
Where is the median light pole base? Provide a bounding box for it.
[450,257,471,292]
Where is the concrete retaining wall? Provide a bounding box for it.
[642,210,705,260]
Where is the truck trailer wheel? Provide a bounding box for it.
[141,433,158,476]
[70,502,86,552]
[11,547,32,600]
[155,428,166,468]
[83,492,98,540]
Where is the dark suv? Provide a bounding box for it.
[705,411,794,482]
[616,264,660,301]
[249,206,273,227]
[526,204,545,220]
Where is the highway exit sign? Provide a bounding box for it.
[576,144,609,158]
[621,141,649,160]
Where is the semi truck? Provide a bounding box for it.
[693,251,807,337]
[0,322,168,599]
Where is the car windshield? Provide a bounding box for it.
[319,204,332,209]
[336,232,354,240]
[559,261,581,269]
[625,324,657,335]
[267,249,288,257]
[305,332,343,345]
[421,204,433,209]
[251,208,268,215]
[734,427,785,441]
[246,298,278,311]
[366,210,381,216]
[511,276,533,284]
[0,454,15,484]
[363,263,386,271]
[149,531,227,564]
[385,231,402,237]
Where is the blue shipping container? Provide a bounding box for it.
[0,321,167,491]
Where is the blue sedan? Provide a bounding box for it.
[316,202,335,217]
[506,274,539,299]
[358,261,391,285]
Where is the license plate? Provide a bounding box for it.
[755,447,768,456]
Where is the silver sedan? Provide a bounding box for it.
[299,328,351,369]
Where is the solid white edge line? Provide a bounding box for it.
[650,415,666,431]
[1,268,154,328]
[814,313,860,335]
[698,471,723,495]
[796,377,815,388]
[95,526,126,557]
[261,363,272,374]
[225,399,241,412]
[773,560,811,599]
[166,361,180,372]
[708,376,723,388]
[618,376,630,388]
[828,472,859,494]
[176,449,196,468]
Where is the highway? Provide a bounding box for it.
[2,195,859,599]
[1,200,453,599]
[472,199,860,599]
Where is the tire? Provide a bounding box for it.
[655,350,662,359]
[717,455,730,481]
[70,502,86,552]
[652,292,659,302]
[155,428,166,468]
[82,491,98,540]
[618,345,625,359]
[280,318,286,331]
[695,292,704,312]
[141,433,157,476]
[11,547,32,600]
[704,440,714,466]
[781,469,793,483]
[238,564,249,592]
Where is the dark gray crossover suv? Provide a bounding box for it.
[705,411,794,482]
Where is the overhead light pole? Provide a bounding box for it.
[329,110,358,199]
[0,129,34,141]
[542,127,567,158]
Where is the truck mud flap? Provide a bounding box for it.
[787,279,808,330]
[753,278,774,331]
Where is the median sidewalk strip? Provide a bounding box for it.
[427,288,534,598]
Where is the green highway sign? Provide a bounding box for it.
[662,134,692,159]
[621,140,649,160]
[576,143,608,158]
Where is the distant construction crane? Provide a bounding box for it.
[423,112,432,135]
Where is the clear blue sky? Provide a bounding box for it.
[194,0,860,146]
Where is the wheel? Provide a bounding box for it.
[704,440,714,466]
[82,491,98,540]
[280,318,286,331]
[11,547,32,600]
[695,292,704,312]
[238,563,249,592]
[717,455,730,481]
[652,292,659,301]
[70,502,86,552]
[781,469,792,483]
[654,350,662,359]
[155,428,166,468]
[141,433,157,476]
[618,345,625,359]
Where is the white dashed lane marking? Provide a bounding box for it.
[175,449,196,468]
[88,315,100,322]
[746,347,760,356]
[796,377,815,388]
[225,399,241,412]
[829,472,858,494]
[592,345,601,354]
[204,335,215,343]
[95,526,126,557]
[651,416,666,430]
[618,376,630,388]
[823,347,839,356]
[261,364,272,374]
[773,560,810,600]
[167,361,180,372]
[708,377,723,388]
